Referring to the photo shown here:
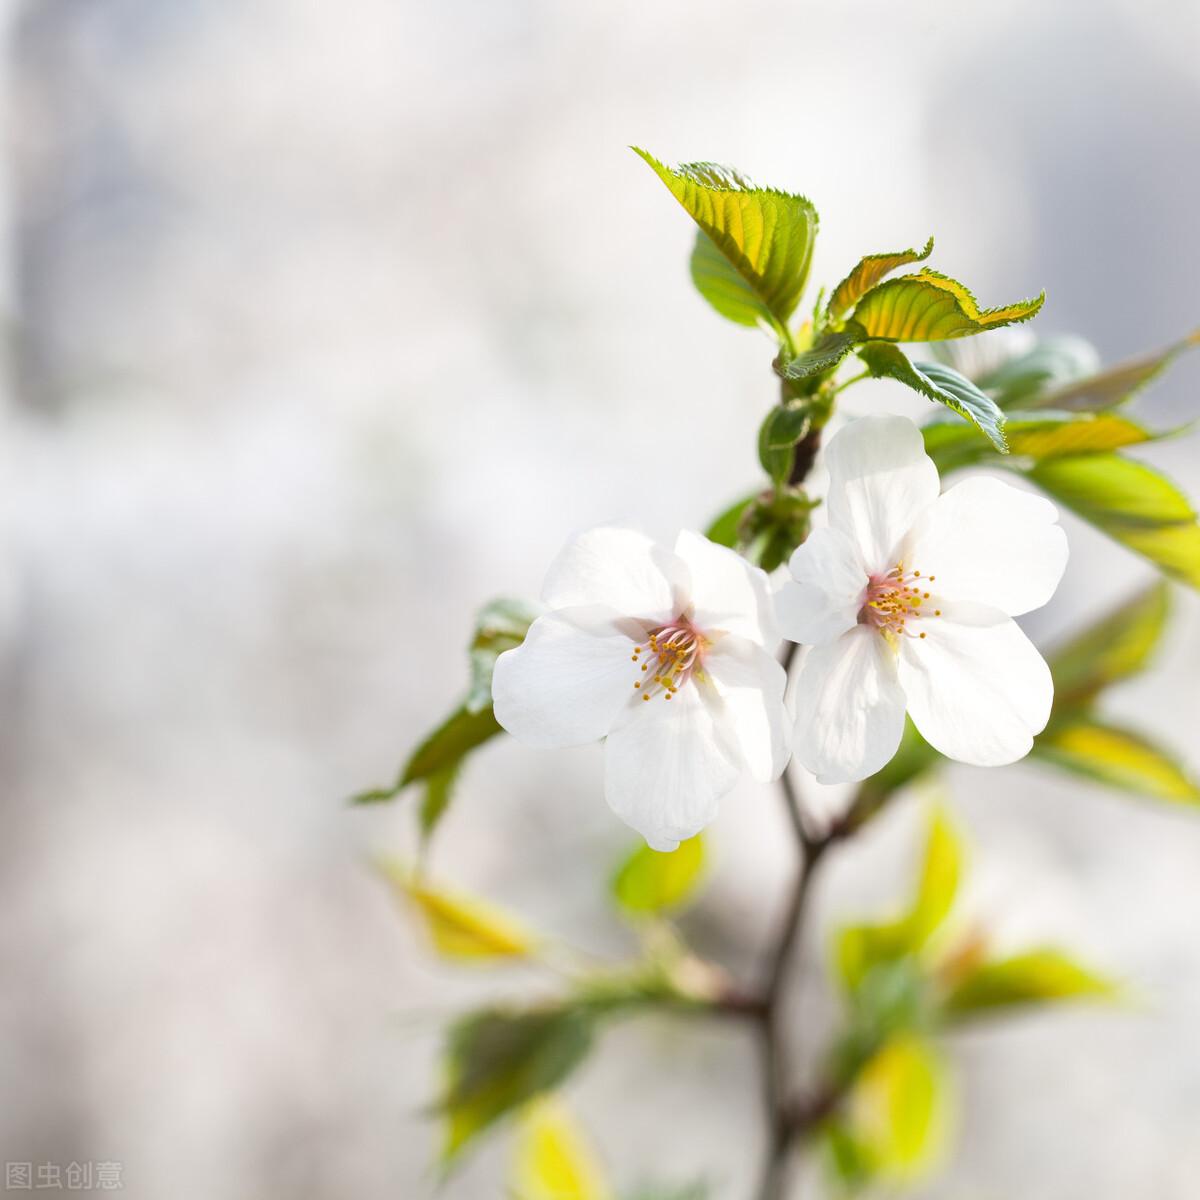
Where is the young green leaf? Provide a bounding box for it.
[942,950,1116,1019]
[382,865,537,961]
[1025,454,1200,588]
[849,1034,947,1180]
[689,230,777,332]
[1029,328,1200,412]
[634,148,818,334]
[907,807,962,947]
[440,1006,596,1162]
[1046,582,1169,709]
[757,404,813,486]
[419,762,460,842]
[512,1102,611,1200]
[923,410,1154,474]
[611,835,707,917]
[1033,717,1200,806]
[467,598,540,713]
[776,327,863,380]
[851,270,1044,342]
[827,237,934,318]
[857,342,1007,451]
[703,492,759,549]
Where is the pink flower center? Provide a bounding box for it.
[859,562,941,640]
[630,618,707,702]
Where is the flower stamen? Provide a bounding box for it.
[860,561,939,639]
[631,619,706,702]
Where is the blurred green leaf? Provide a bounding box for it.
[1026,453,1200,588]
[704,492,758,549]
[513,1102,611,1200]
[849,1034,947,1180]
[440,1006,595,1163]
[1034,717,1200,806]
[835,923,916,995]
[758,404,814,486]
[858,342,1007,451]
[419,762,459,841]
[856,717,941,809]
[923,410,1155,474]
[467,598,540,713]
[976,334,1100,408]
[635,148,818,335]
[611,836,707,917]
[382,864,536,961]
[738,490,817,573]
[851,270,1043,342]
[827,237,933,318]
[908,807,962,947]
[1029,328,1200,412]
[1047,582,1169,709]
[823,1119,876,1192]
[942,950,1116,1019]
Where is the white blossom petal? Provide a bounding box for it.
[492,614,634,749]
[674,529,776,644]
[792,626,907,784]
[902,476,1068,616]
[824,414,940,571]
[701,635,790,783]
[897,601,1053,766]
[541,526,683,621]
[777,525,868,645]
[604,683,740,850]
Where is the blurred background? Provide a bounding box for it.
[0,0,1198,1196]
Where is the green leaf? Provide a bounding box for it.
[776,327,863,380]
[1046,582,1169,709]
[382,864,537,961]
[513,1102,611,1200]
[974,334,1100,408]
[835,922,916,994]
[857,342,1007,451]
[1025,454,1200,588]
[849,1034,947,1179]
[689,230,774,331]
[827,237,934,318]
[704,492,758,548]
[1033,717,1200,806]
[1029,328,1200,412]
[758,403,813,486]
[441,1006,595,1162]
[908,807,962,947]
[403,703,504,786]
[611,835,707,917]
[468,598,540,713]
[419,762,460,841]
[923,410,1154,474]
[942,950,1116,1019]
[851,269,1044,342]
[634,148,818,334]
[738,490,817,573]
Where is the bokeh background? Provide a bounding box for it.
[1,0,1198,1197]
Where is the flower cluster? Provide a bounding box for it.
[494,414,1067,848]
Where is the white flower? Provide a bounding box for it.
[778,414,1068,783]
[492,527,789,850]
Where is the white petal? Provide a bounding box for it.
[897,601,1053,766]
[674,529,776,644]
[791,626,907,784]
[902,476,1068,616]
[604,683,741,850]
[492,614,634,749]
[777,525,868,645]
[824,414,940,570]
[541,526,683,621]
[701,635,790,783]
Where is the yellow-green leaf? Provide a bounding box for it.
[384,866,536,960]
[512,1102,611,1200]
[907,807,962,947]
[776,326,864,380]
[1026,453,1200,588]
[1046,582,1169,709]
[611,835,707,917]
[976,334,1101,409]
[828,236,933,318]
[1031,328,1200,412]
[635,148,818,332]
[441,1006,595,1163]
[858,342,1007,451]
[850,1034,947,1179]
[834,921,913,993]
[1033,717,1200,805]
[923,410,1154,474]
[942,950,1116,1019]
[852,269,1044,342]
